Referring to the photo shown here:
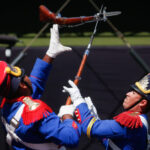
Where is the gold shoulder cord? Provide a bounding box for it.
[5,66,22,77]
[87,117,96,138]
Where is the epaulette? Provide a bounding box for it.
[113,111,143,129]
[21,96,53,125]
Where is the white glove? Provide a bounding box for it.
[84,97,99,119]
[46,24,72,58]
[58,104,75,118]
[63,80,85,107]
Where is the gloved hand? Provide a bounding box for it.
[84,97,99,119]
[46,24,72,58]
[63,80,85,107]
[58,104,75,118]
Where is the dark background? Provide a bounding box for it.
[0,0,150,35]
[0,0,150,149]
[0,46,150,150]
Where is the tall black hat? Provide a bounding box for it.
[131,73,150,101]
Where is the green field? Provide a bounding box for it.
[1,32,150,47]
[17,32,150,47]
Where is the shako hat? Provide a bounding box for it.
[0,61,25,99]
[131,73,150,101]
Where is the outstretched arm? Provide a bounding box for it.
[30,24,72,99]
[62,80,125,139]
[43,24,72,64]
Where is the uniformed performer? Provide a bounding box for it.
[0,24,81,150]
[63,75,150,150]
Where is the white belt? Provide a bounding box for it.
[1,104,25,146]
[1,104,66,150]
[139,115,148,129]
[108,139,121,150]
[139,115,149,150]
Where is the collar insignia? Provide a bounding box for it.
[23,97,40,110]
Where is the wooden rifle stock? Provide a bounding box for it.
[65,51,88,105]
[39,5,96,25]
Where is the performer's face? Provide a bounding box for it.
[21,75,33,95]
[123,90,142,110]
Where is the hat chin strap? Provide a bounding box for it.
[124,98,143,111]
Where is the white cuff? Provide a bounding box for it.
[73,98,85,107]
[58,105,75,118]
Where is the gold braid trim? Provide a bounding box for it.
[135,82,150,94]
[5,66,22,77]
[87,117,96,138]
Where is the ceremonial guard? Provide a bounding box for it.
[0,24,81,150]
[63,75,150,150]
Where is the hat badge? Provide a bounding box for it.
[135,74,150,94]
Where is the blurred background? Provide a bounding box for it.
[0,0,150,35]
[0,0,150,150]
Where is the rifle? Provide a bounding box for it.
[65,6,121,105]
[39,5,121,26]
